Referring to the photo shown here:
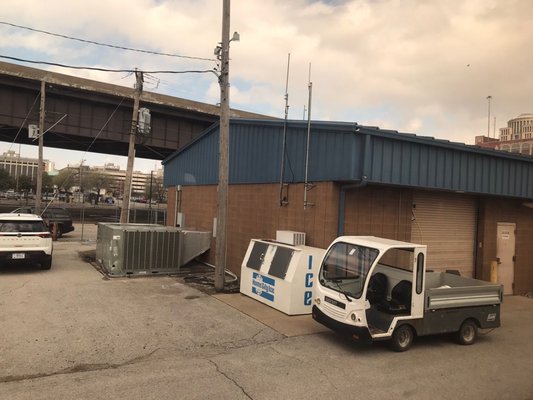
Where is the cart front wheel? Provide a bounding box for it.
[390,324,414,352]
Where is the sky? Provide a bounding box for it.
[0,0,532,172]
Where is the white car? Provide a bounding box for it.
[0,213,53,270]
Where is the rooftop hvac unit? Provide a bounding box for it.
[96,223,210,276]
[276,230,306,246]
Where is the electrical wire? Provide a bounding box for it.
[0,55,216,75]
[45,97,127,197]
[6,92,40,152]
[0,21,216,62]
[138,144,166,159]
[79,97,127,161]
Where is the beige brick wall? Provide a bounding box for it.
[166,183,533,292]
[166,182,339,275]
[343,186,413,241]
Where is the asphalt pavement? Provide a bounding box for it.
[0,224,532,400]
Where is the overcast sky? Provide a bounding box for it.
[0,0,531,172]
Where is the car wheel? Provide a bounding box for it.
[41,257,52,270]
[390,324,414,352]
[456,319,478,345]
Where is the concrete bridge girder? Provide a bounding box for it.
[0,61,266,160]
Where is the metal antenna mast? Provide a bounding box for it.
[304,63,313,209]
[279,53,291,206]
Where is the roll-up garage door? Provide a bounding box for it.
[411,191,477,277]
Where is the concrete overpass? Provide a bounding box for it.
[0,61,268,160]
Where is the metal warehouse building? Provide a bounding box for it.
[162,119,533,295]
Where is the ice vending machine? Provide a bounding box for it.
[240,239,325,315]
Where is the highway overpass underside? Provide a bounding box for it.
[0,61,266,160]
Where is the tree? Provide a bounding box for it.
[144,174,167,203]
[83,172,112,204]
[0,168,14,190]
[42,172,54,193]
[17,175,33,193]
[54,168,78,191]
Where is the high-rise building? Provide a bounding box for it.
[475,113,533,155]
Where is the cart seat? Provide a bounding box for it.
[378,280,412,315]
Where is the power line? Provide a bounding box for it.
[0,54,216,75]
[0,20,216,62]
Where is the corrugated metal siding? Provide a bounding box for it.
[366,134,533,199]
[163,128,219,186]
[230,123,283,183]
[163,119,533,200]
[230,123,363,184]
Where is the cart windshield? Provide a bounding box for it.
[319,242,379,299]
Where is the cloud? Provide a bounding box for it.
[0,0,531,154]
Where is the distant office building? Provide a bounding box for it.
[61,162,163,197]
[0,150,53,179]
[91,163,155,195]
[476,113,533,155]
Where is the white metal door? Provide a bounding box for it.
[411,191,477,277]
[496,223,515,295]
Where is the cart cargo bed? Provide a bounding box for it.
[425,272,503,310]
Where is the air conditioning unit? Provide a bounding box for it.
[276,230,306,246]
[96,223,211,276]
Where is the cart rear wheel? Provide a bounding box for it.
[390,324,414,352]
[456,319,478,345]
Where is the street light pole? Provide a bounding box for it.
[214,0,232,291]
[487,95,492,138]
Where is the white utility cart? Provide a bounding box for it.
[312,236,503,351]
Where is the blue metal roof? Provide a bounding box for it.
[162,119,533,199]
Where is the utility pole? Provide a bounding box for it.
[149,170,153,224]
[214,0,232,291]
[120,70,143,224]
[35,80,45,214]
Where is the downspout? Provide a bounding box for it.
[337,131,371,236]
[337,177,368,236]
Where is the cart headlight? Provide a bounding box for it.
[351,313,361,323]
[315,297,321,305]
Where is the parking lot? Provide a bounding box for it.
[1,224,532,400]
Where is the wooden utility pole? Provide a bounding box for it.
[214,0,231,291]
[35,80,45,214]
[120,70,143,224]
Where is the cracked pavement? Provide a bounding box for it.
[1,224,532,399]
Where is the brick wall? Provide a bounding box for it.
[166,186,177,226]
[477,198,533,294]
[166,182,339,275]
[166,183,533,292]
[343,186,413,241]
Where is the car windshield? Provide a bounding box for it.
[319,242,379,299]
[0,220,48,233]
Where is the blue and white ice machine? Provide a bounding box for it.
[240,237,325,315]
